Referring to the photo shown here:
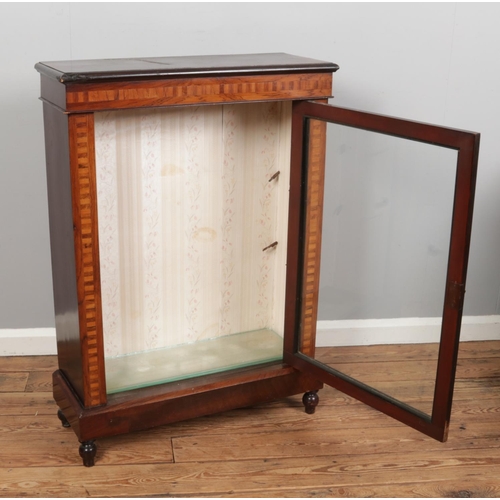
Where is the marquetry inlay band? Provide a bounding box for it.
[65,73,333,112]
[300,118,327,357]
[69,113,107,407]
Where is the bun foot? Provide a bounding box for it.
[57,410,70,428]
[79,440,97,467]
[302,391,319,414]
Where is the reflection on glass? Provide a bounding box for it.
[306,120,458,415]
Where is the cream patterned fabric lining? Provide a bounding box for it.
[94,102,292,357]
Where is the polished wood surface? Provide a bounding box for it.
[285,101,480,443]
[53,364,322,443]
[68,113,106,407]
[1,342,499,497]
[38,54,337,465]
[36,53,338,112]
[299,103,328,357]
[62,73,332,112]
[35,53,339,83]
[42,103,85,403]
[40,75,66,109]
[38,54,482,467]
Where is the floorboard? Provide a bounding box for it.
[0,340,499,498]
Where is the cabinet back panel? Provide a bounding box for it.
[94,102,291,358]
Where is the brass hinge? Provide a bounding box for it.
[445,281,466,310]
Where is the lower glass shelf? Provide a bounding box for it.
[105,329,284,394]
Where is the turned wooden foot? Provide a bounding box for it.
[79,440,97,467]
[302,391,319,414]
[57,410,71,428]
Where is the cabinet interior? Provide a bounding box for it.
[94,102,292,393]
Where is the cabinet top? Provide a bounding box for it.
[35,53,339,84]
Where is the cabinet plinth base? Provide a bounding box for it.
[53,364,322,466]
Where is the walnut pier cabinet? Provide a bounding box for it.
[36,53,479,466]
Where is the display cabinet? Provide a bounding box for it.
[36,53,479,467]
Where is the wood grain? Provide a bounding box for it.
[286,101,480,443]
[315,339,500,366]
[189,480,500,498]
[0,426,174,467]
[0,356,57,372]
[68,113,107,407]
[38,59,337,468]
[316,351,500,382]
[0,373,28,392]
[2,451,500,497]
[25,372,52,393]
[172,420,500,463]
[0,392,57,416]
[300,114,327,356]
[53,365,322,442]
[42,103,85,403]
[36,53,338,84]
[64,73,333,112]
[1,341,499,497]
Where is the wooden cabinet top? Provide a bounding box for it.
[36,53,338,112]
[35,53,339,84]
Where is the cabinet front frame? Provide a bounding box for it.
[46,72,333,409]
[67,112,107,406]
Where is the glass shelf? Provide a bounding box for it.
[105,328,284,394]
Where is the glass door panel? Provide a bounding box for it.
[314,122,457,416]
[284,101,479,440]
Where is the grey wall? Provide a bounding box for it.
[1,3,499,329]
[318,125,459,320]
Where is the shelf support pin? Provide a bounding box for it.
[268,171,280,182]
[262,241,278,252]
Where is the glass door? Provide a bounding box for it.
[284,101,479,441]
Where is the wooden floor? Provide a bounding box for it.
[1,340,500,497]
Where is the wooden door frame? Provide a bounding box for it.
[284,101,480,441]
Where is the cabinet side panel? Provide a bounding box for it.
[68,113,107,407]
[300,112,327,356]
[40,75,67,110]
[42,103,85,402]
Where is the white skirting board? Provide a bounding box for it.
[0,329,57,356]
[1,316,499,355]
[316,315,500,347]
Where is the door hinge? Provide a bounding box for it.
[445,281,466,310]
